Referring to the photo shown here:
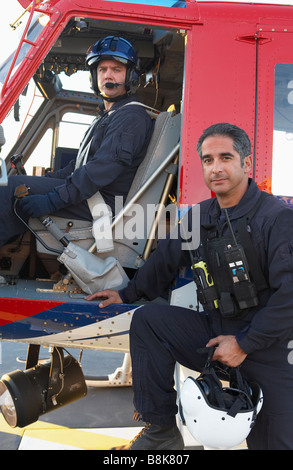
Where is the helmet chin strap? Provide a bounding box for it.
[100,91,129,103]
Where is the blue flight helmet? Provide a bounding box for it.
[86,36,140,101]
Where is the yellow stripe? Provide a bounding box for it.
[0,415,130,449]
[0,415,25,436]
[22,428,130,449]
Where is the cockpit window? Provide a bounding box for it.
[272,64,293,197]
[0,12,49,91]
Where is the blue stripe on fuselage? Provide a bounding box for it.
[0,302,136,340]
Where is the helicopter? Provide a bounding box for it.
[0,0,293,444]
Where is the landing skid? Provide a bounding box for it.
[85,353,132,388]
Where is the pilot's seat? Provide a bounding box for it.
[28,110,181,289]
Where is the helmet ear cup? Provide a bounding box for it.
[196,378,210,397]
[89,68,96,94]
[126,66,140,94]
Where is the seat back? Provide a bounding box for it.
[112,111,181,268]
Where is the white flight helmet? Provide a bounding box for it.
[180,364,263,450]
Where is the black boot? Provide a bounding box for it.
[113,423,184,450]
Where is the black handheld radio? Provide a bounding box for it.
[222,209,258,311]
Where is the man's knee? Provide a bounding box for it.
[131,305,156,331]
[130,304,188,343]
[130,304,170,336]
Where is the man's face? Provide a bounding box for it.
[200,135,252,207]
[97,59,127,100]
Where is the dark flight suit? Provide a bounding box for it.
[0,94,153,247]
[119,179,293,450]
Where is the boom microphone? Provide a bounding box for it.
[105,82,126,89]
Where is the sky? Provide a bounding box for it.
[0,1,25,57]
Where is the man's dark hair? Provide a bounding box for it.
[196,122,251,165]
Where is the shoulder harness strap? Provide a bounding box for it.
[236,191,270,292]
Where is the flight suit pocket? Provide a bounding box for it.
[115,132,134,165]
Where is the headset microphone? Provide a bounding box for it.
[105,82,126,89]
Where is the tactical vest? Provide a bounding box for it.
[193,192,269,318]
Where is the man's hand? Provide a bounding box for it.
[18,190,64,218]
[85,289,123,308]
[206,335,247,367]
[19,194,53,218]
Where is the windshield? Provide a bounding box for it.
[0,11,49,91]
